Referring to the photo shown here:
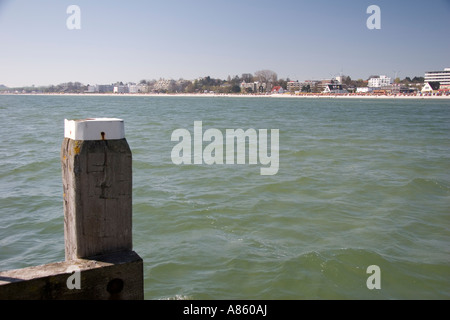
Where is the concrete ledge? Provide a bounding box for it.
[0,251,143,300]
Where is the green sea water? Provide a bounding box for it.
[0,95,449,299]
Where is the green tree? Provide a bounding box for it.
[354,79,367,87]
[184,82,196,93]
[301,84,311,93]
[343,76,353,86]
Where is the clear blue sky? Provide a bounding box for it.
[1,0,449,87]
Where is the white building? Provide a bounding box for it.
[87,84,114,93]
[421,82,440,92]
[240,81,266,93]
[368,75,392,88]
[356,87,373,93]
[128,84,148,94]
[424,68,450,89]
[87,85,98,93]
[154,79,175,92]
[335,76,345,84]
[113,85,129,94]
[128,85,139,94]
[323,84,348,94]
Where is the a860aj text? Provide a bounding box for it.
[183,304,267,317]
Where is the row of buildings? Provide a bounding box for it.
[86,79,190,94]
[240,75,398,95]
[87,83,149,94]
[84,68,450,95]
[422,68,450,92]
[239,68,450,95]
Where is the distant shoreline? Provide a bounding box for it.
[1,92,450,99]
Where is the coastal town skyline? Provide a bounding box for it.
[3,66,450,95]
[0,68,441,95]
[1,0,449,87]
[0,67,434,88]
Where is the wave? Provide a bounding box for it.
[143,246,450,299]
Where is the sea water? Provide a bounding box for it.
[0,95,449,299]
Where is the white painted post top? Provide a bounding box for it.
[64,118,125,140]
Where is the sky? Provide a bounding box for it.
[0,0,449,87]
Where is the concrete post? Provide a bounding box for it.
[61,118,133,260]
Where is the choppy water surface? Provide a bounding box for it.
[0,95,449,299]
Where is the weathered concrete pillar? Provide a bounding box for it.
[61,118,133,260]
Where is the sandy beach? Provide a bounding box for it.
[2,92,450,99]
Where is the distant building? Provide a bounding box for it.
[154,79,175,92]
[399,86,418,94]
[356,87,372,93]
[368,75,392,88]
[113,85,129,94]
[87,85,98,93]
[240,81,266,93]
[287,81,301,92]
[271,86,285,94]
[323,84,348,94]
[128,83,148,93]
[424,68,450,89]
[87,84,113,93]
[128,84,139,94]
[334,76,346,84]
[316,79,333,92]
[422,82,440,92]
[98,85,114,93]
[304,80,321,91]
